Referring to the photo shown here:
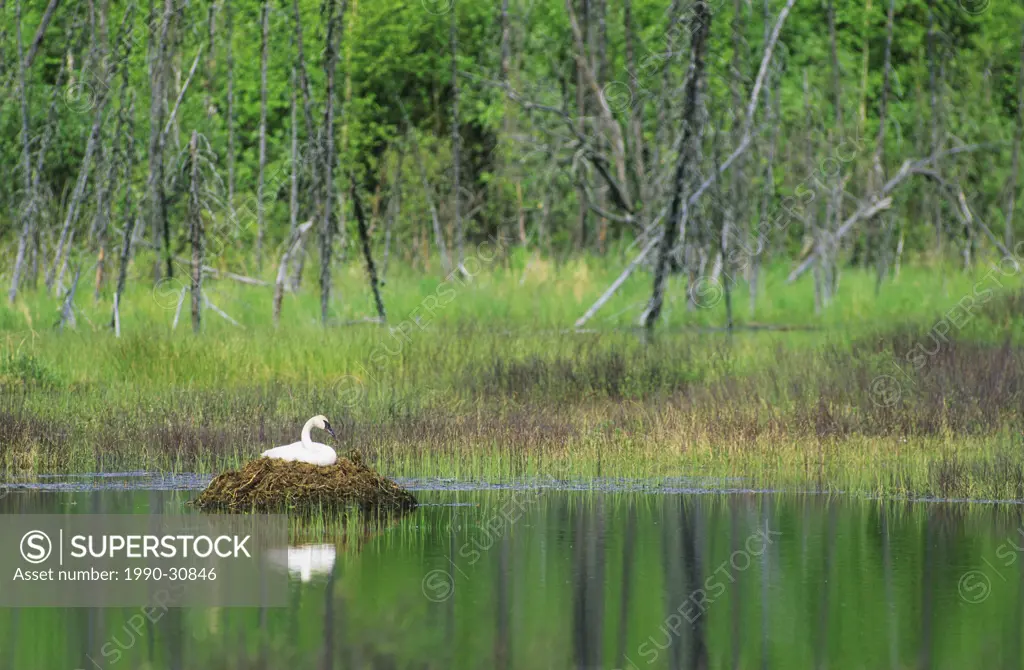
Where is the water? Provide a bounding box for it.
[1,476,1023,669]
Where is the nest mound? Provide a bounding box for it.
[190,455,417,512]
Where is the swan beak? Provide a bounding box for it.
[325,426,337,439]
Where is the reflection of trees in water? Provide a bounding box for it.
[8,491,1024,668]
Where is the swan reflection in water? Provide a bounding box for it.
[268,544,337,582]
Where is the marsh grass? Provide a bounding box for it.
[2,257,1024,499]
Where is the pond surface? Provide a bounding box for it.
[1,476,1022,669]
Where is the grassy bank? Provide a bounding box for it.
[2,253,1023,499]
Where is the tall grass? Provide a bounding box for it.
[2,253,1024,499]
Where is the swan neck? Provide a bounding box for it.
[301,418,316,448]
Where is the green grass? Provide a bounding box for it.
[3,248,1024,499]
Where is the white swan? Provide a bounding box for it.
[261,415,338,466]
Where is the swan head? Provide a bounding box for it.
[311,415,336,438]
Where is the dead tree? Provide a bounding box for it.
[450,1,465,270]
[112,92,138,334]
[726,0,749,315]
[641,0,711,331]
[289,64,300,240]
[23,0,61,69]
[273,221,313,327]
[48,55,114,295]
[288,0,323,290]
[8,0,34,304]
[225,0,236,214]
[188,130,203,334]
[623,0,645,199]
[147,0,173,280]
[351,178,386,322]
[204,0,218,118]
[257,0,270,269]
[574,0,798,329]
[751,0,780,316]
[319,0,346,324]
[1005,27,1024,249]
[94,1,137,301]
[573,0,589,249]
[58,264,83,333]
[872,0,896,290]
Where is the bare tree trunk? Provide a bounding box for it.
[873,0,895,293]
[274,221,313,326]
[112,93,138,332]
[727,0,749,314]
[751,0,779,316]
[49,79,110,294]
[257,0,270,270]
[858,0,873,135]
[289,66,300,240]
[926,0,942,253]
[1005,27,1024,250]
[642,0,711,331]
[574,0,589,251]
[8,0,33,304]
[319,0,346,324]
[188,130,203,334]
[500,0,510,82]
[624,0,645,200]
[225,0,236,216]
[351,178,386,322]
[450,2,465,270]
[58,263,82,333]
[823,0,843,303]
[93,0,132,302]
[289,0,321,290]
[147,0,172,280]
[204,0,218,118]
[24,0,61,69]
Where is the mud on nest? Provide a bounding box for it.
[190,455,417,512]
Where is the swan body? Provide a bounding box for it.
[261,415,337,466]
